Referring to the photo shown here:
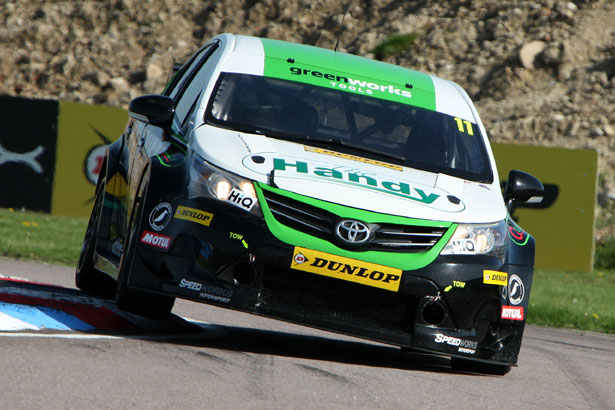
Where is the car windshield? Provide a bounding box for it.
[205,72,493,182]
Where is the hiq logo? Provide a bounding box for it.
[227,189,255,211]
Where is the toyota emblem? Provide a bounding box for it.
[335,220,370,244]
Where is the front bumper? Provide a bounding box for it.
[127,194,530,365]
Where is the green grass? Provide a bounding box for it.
[528,269,615,333]
[595,237,615,270]
[0,207,614,334]
[0,207,87,266]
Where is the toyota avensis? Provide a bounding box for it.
[76,33,544,375]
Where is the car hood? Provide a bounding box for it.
[192,125,506,223]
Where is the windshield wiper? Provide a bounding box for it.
[206,119,279,137]
[212,121,407,165]
[265,133,407,164]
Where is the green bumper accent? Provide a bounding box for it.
[255,182,455,271]
[261,38,436,111]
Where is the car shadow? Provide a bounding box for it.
[159,321,458,374]
[0,277,475,375]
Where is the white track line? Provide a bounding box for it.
[0,333,122,339]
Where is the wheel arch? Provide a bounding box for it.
[505,231,536,267]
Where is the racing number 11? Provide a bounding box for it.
[454,117,474,136]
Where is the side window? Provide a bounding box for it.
[164,44,214,100]
[174,45,220,127]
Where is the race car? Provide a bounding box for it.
[76,33,544,375]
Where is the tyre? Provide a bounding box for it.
[115,176,175,320]
[75,179,117,298]
[450,357,511,376]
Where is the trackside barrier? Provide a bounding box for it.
[0,96,597,272]
[53,101,127,216]
[0,96,59,212]
[491,144,597,272]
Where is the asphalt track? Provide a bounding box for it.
[1,257,614,410]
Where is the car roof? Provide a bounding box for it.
[217,33,476,122]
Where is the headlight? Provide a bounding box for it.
[441,220,506,258]
[188,152,261,215]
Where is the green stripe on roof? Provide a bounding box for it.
[261,38,436,111]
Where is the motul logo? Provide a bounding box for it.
[140,230,171,250]
[501,306,524,321]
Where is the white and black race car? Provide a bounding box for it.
[76,33,544,375]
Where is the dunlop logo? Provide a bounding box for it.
[483,270,508,286]
[291,246,402,292]
[174,205,214,227]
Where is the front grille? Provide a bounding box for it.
[260,268,415,333]
[264,189,336,238]
[370,224,446,250]
[262,189,448,252]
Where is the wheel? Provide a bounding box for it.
[75,179,117,298]
[450,357,511,376]
[115,175,175,320]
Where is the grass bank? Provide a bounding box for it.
[0,207,87,266]
[0,207,613,334]
[528,269,615,333]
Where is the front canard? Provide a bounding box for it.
[291,246,402,292]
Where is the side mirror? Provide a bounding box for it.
[128,95,174,127]
[504,170,544,213]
